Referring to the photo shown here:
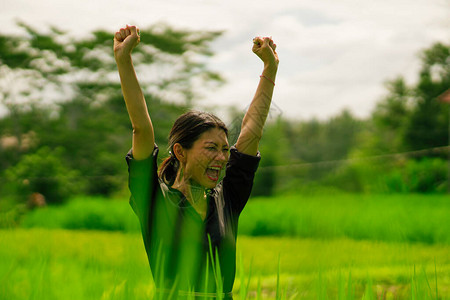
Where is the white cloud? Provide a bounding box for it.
[1,0,448,120]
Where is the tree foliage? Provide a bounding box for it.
[370,77,412,153]
[404,42,450,151]
[5,147,83,204]
[0,23,448,200]
[0,22,223,201]
[336,42,450,193]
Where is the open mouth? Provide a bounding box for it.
[206,166,221,181]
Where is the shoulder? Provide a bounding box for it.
[126,144,159,186]
[227,145,261,173]
[126,144,159,164]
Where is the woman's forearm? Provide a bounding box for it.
[117,56,152,130]
[116,55,155,160]
[245,64,277,137]
[236,63,278,156]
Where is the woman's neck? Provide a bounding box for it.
[172,176,207,205]
[173,179,208,221]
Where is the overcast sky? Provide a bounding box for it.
[2,0,449,120]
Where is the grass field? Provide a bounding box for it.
[1,193,449,299]
[1,229,449,299]
[14,193,450,244]
[239,193,450,244]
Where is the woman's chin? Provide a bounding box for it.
[208,182,218,189]
[206,176,220,188]
[201,181,217,190]
[188,178,216,190]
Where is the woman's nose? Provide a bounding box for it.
[216,151,228,162]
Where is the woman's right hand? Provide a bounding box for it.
[114,25,140,61]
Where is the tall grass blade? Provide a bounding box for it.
[363,275,373,300]
[413,264,418,299]
[206,235,225,300]
[207,235,217,283]
[215,248,223,300]
[276,254,281,300]
[245,257,253,300]
[338,271,345,300]
[167,276,180,300]
[434,259,438,300]
[288,291,299,300]
[347,271,354,300]
[316,270,327,300]
[411,276,416,300]
[204,253,209,300]
[239,252,246,300]
[154,242,164,300]
[257,275,262,300]
[238,253,253,300]
[186,286,194,300]
[158,254,166,300]
[421,266,433,299]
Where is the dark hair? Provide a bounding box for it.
[159,111,228,186]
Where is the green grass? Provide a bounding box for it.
[0,229,151,300]
[0,228,449,299]
[18,196,140,232]
[3,193,449,298]
[239,193,450,244]
[14,194,450,245]
[236,236,450,299]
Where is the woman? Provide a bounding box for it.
[114,25,279,299]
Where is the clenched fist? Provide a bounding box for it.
[114,25,140,61]
[252,37,279,69]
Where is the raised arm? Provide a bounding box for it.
[235,37,279,156]
[114,25,155,160]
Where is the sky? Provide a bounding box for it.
[1,0,449,120]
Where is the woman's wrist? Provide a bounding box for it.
[262,64,277,82]
[263,60,277,71]
[115,53,132,65]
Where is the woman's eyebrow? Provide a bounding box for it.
[204,141,218,146]
[204,141,229,148]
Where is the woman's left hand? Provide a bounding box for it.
[252,36,279,69]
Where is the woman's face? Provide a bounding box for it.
[179,127,229,189]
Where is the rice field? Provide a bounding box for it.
[1,228,449,299]
[1,193,449,299]
[13,193,450,245]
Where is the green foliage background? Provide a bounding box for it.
[0,23,449,203]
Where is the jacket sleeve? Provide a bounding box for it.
[222,146,261,215]
[126,145,159,222]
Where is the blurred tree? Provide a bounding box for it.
[0,22,224,199]
[5,147,83,204]
[246,110,363,194]
[324,110,363,160]
[288,109,362,163]
[357,43,449,156]
[290,117,324,163]
[251,118,289,196]
[364,77,413,154]
[404,42,450,151]
[338,42,450,193]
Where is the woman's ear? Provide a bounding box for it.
[173,143,186,163]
